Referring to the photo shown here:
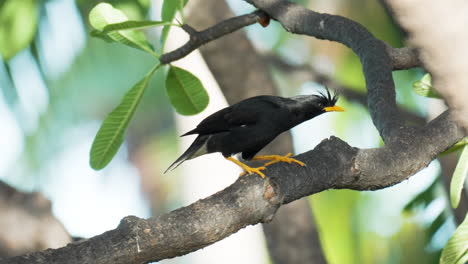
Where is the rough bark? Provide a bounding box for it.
[4,1,467,263]
[4,114,464,264]
[185,1,327,263]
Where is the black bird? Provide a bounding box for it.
[166,88,344,178]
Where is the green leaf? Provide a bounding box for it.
[440,214,468,264]
[89,3,156,56]
[161,0,186,21]
[160,0,186,51]
[89,30,115,42]
[166,65,209,115]
[413,73,441,98]
[99,20,173,34]
[90,64,160,170]
[450,144,468,208]
[0,0,38,60]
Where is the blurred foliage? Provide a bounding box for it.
[440,214,468,264]
[413,73,441,99]
[450,145,468,209]
[75,0,150,22]
[310,190,361,263]
[0,0,38,60]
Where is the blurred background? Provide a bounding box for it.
[0,0,465,263]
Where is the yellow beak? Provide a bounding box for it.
[324,105,345,112]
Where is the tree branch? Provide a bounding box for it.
[160,7,420,73]
[5,1,466,263]
[160,10,269,64]
[385,45,421,70]
[5,112,464,264]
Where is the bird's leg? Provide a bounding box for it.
[252,153,305,167]
[226,157,266,178]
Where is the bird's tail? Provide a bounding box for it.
[164,135,210,173]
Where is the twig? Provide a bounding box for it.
[160,11,269,64]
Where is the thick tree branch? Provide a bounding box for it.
[385,45,420,70]
[5,112,464,264]
[5,1,466,263]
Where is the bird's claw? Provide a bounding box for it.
[239,166,266,178]
[263,153,305,167]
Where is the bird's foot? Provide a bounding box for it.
[226,157,267,178]
[254,153,305,167]
[239,166,266,178]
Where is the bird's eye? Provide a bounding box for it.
[318,103,323,108]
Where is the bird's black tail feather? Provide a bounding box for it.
[164,135,210,173]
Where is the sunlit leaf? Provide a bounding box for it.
[450,145,468,208]
[440,214,468,264]
[89,3,156,56]
[413,73,441,98]
[166,65,209,115]
[0,0,38,60]
[90,64,160,170]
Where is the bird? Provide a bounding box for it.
[165,88,344,178]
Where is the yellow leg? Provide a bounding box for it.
[252,153,305,167]
[226,157,266,178]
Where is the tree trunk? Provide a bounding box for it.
[0,181,71,259]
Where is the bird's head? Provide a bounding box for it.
[290,88,344,121]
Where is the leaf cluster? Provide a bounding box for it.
[88,2,209,170]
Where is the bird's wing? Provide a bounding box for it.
[182,96,288,136]
[182,107,260,136]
